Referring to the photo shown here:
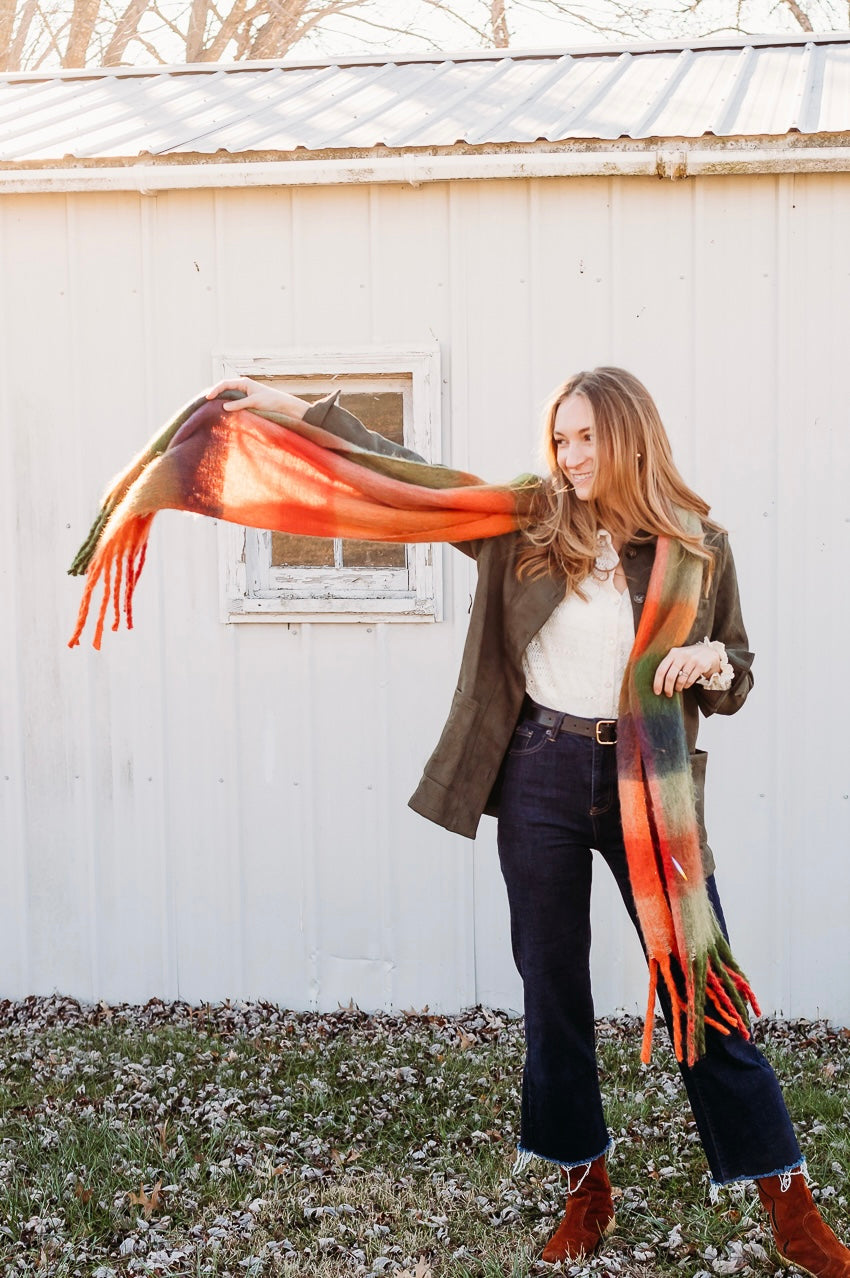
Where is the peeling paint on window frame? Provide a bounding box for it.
[216,346,444,624]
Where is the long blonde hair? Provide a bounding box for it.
[516,367,720,592]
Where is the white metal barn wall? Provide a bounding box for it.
[1,172,848,1020]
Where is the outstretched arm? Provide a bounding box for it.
[300,391,428,465]
[207,378,427,464]
[303,392,489,559]
[206,379,489,558]
[206,377,311,421]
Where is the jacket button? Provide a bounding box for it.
[625,548,637,559]
[633,593,645,603]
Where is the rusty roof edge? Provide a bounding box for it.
[3,134,850,171]
[2,31,850,85]
[2,137,850,193]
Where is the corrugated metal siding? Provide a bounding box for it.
[2,37,850,163]
[2,171,849,1018]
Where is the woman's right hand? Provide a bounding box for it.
[205,377,310,420]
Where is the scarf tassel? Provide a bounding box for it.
[643,942,761,1069]
[641,954,689,1065]
[641,958,660,1062]
[68,516,152,650]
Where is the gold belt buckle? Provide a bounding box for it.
[595,719,617,745]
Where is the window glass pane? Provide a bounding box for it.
[340,539,407,568]
[337,391,404,445]
[271,533,334,568]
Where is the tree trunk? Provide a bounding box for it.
[62,0,102,66]
[248,1,305,60]
[6,0,38,71]
[490,0,509,47]
[185,0,212,61]
[0,0,18,71]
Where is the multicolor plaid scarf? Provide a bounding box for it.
[69,392,758,1064]
[68,393,524,649]
[616,515,759,1066]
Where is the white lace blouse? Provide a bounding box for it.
[522,531,633,719]
[521,531,732,719]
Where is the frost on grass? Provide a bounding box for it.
[0,997,847,1275]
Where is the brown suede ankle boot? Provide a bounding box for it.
[541,1155,616,1263]
[757,1170,850,1277]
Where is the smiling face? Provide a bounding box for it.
[552,393,598,501]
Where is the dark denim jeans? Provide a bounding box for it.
[497,707,803,1186]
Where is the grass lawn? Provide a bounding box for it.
[0,998,847,1277]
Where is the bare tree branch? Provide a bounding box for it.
[302,9,430,41]
[782,0,815,26]
[247,0,370,60]
[130,28,165,58]
[204,0,247,59]
[103,0,150,63]
[491,0,509,46]
[34,0,64,63]
[417,0,489,44]
[148,1,185,42]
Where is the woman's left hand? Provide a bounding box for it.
[654,644,721,697]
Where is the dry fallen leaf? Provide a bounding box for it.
[157,1118,170,1153]
[331,1146,362,1166]
[457,1029,475,1051]
[128,1178,163,1219]
[396,1259,432,1278]
[74,1182,93,1204]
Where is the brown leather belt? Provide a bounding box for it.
[524,700,618,746]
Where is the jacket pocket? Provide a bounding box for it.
[423,690,482,788]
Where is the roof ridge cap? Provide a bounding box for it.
[2,31,850,84]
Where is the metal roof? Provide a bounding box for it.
[2,33,850,164]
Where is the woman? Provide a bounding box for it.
[207,368,849,1277]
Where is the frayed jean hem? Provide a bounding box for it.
[512,1135,613,1178]
[709,1155,807,1200]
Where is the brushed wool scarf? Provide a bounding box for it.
[69,392,759,1063]
[615,513,759,1065]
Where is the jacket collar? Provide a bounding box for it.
[504,570,566,660]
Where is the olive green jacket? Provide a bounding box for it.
[304,395,754,871]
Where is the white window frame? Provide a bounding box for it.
[215,346,443,623]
